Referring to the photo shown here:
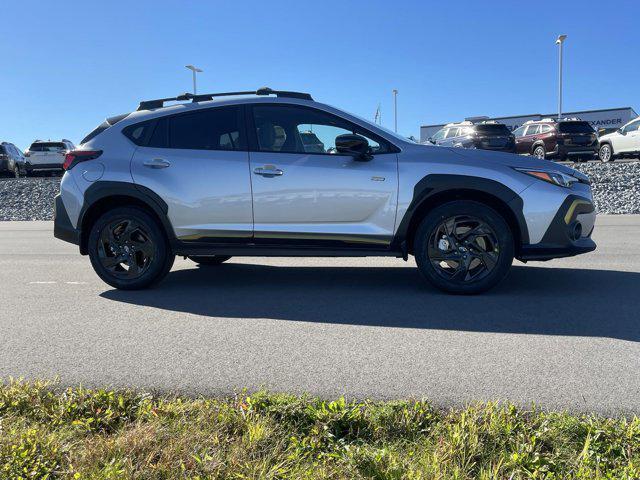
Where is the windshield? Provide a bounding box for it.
[327,105,412,144]
[475,124,511,135]
[559,122,594,134]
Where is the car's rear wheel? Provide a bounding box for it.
[533,145,546,159]
[414,201,514,294]
[88,207,174,290]
[188,255,232,266]
[598,143,614,162]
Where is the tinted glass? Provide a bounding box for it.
[624,121,640,133]
[252,105,387,154]
[558,122,594,134]
[431,129,446,141]
[525,125,540,136]
[29,142,66,151]
[445,128,460,138]
[0,146,6,155]
[123,120,155,146]
[168,106,245,150]
[475,124,511,135]
[512,126,526,137]
[540,124,553,133]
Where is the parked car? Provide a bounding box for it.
[513,118,597,161]
[0,142,25,177]
[24,139,75,175]
[597,117,640,162]
[427,121,516,153]
[54,88,596,294]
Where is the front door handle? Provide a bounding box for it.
[253,166,284,177]
[143,158,171,169]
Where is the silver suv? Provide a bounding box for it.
[54,88,597,294]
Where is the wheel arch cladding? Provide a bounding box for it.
[395,174,529,254]
[78,181,175,255]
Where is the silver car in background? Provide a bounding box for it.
[54,88,596,294]
[24,139,75,175]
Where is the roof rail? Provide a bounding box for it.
[137,87,313,111]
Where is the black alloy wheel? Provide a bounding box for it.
[427,215,500,284]
[414,200,514,294]
[88,207,174,290]
[97,219,156,280]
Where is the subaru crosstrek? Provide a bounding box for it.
[54,88,597,294]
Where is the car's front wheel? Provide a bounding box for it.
[88,207,174,290]
[414,201,514,294]
[598,143,614,162]
[188,255,232,266]
[533,145,546,159]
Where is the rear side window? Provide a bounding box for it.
[559,122,594,134]
[445,128,460,138]
[168,106,245,151]
[123,120,156,146]
[525,125,540,136]
[0,146,6,154]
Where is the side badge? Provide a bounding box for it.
[371,176,385,182]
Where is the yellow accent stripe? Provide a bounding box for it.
[564,200,592,225]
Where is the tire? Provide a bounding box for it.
[414,201,514,294]
[88,207,174,290]
[598,143,614,163]
[13,165,20,178]
[188,255,232,266]
[533,145,545,159]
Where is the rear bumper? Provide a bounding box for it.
[551,144,598,158]
[26,162,64,171]
[53,194,80,245]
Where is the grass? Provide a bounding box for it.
[1,380,639,479]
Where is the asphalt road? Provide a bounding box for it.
[1,217,640,415]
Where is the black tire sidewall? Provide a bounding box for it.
[414,201,514,294]
[88,207,174,290]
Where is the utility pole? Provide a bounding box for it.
[392,89,398,133]
[185,65,203,94]
[555,35,567,120]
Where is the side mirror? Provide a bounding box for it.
[335,134,372,161]
[619,128,625,135]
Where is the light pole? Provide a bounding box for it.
[555,35,567,120]
[185,65,203,94]
[392,89,398,133]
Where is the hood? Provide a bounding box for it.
[444,146,579,175]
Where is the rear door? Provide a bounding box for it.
[130,105,253,241]
[247,103,399,247]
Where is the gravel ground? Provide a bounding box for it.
[0,160,639,220]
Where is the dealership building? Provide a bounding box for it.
[420,107,638,143]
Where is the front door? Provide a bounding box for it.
[247,104,399,248]
[131,105,253,241]
[616,119,640,153]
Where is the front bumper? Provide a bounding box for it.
[518,194,596,261]
[53,194,80,245]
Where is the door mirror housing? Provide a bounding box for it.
[335,134,372,161]
[618,128,626,135]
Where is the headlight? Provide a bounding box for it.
[514,168,588,188]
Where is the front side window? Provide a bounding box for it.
[525,125,540,136]
[445,128,460,139]
[251,105,388,155]
[431,129,446,141]
[623,120,640,133]
[512,126,526,137]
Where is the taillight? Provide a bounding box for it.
[63,150,102,170]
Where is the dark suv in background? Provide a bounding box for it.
[0,142,25,177]
[513,118,597,161]
[427,121,515,153]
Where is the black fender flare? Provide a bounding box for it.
[78,181,176,254]
[392,174,529,253]
[531,141,546,154]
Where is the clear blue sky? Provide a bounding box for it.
[1,0,638,149]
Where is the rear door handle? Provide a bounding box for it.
[253,166,284,177]
[143,158,171,169]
